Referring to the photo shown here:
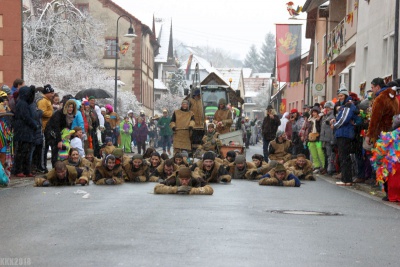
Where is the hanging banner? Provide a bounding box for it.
[280,99,287,114]
[276,24,302,82]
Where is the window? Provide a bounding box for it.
[76,4,89,14]
[0,71,3,83]
[0,15,3,28]
[363,45,368,81]
[0,40,3,56]
[323,34,326,62]
[105,38,117,58]
[245,97,253,103]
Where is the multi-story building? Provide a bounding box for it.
[0,0,23,87]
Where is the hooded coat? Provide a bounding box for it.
[13,86,40,143]
[44,99,77,144]
[214,100,232,134]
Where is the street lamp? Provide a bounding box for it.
[114,15,137,113]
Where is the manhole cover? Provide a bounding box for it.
[269,210,342,216]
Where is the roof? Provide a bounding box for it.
[251,73,271,78]
[216,68,242,90]
[154,18,172,63]
[303,0,329,12]
[154,79,168,90]
[242,68,253,78]
[179,54,217,74]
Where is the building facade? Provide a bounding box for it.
[0,0,23,87]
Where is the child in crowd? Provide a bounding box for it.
[70,126,85,157]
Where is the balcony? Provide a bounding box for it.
[326,7,357,63]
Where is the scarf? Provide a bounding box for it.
[68,157,81,167]
[66,113,74,126]
[233,165,247,179]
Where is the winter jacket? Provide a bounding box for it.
[334,96,357,139]
[71,100,85,132]
[259,169,301,187]
[189,97,205,128]
[44,100,77,144]
[13,86,40,143]
[262,114,281,141]
[31,105,44,145]
[36,94,53,129]
[319,110,335,143]
[158,116,173,136]
[133,122,148,142]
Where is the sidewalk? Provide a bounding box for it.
[318,173,386,199]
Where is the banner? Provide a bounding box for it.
[279,99,287,114]
[186,54,193,80]
[276,24,302,82]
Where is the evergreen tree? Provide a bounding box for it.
[243,44,261,72]
[260,32,276,73]
[168,69,187,96]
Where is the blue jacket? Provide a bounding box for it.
[375,86,388,97]
[71,100,84,132]
[334,96,357,139]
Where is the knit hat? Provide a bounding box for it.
[105,137,112,143]
[181,150,189,158]
[296,154,306,158]
[252,154,264,161]
[218,98,226,105]
[267,105,273,110]
[235,155,246,164]
[100,107,106,112]
[105,104,113,113]
[193,89,201,96]
[88,96,95,100]
[269,160,278,169]
[182,100,189,105]
[337,83,349,96]
[311,106,320,113]
[132,154,143,161]
[303,112,310,118]
[203,151,215,161]
[178,167,191,178]
[85,149,94,155]
[42,84,54,94]
[1,85,11,95]
[290,108,298,114]
[174,152,183,159]
[324,101,335,109]
[276,130,285,137]
[226,150,236,159]
[128,110,133,114]
[112,148,124,158]
[274,164,286,172]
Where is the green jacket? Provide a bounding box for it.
[158,116,173,136]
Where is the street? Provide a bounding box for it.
[1,144,400,267]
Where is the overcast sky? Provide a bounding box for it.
[112,0,310,60]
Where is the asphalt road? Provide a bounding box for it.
[1,144,400,267]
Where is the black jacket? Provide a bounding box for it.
[45,99,77,144]
[262,115,281,141]
[13,86,39,143]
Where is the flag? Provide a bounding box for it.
[276,24,302,82]
[186,54,193,80]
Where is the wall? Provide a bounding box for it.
[0,0,22,86]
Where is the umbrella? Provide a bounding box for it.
[75,88,113,100]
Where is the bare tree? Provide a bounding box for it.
[154,93,183,115]
[23,0,140,114]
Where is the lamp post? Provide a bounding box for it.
[114,15,137,113]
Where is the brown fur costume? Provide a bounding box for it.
[367,87,399,142]
[258,168,295,187]
[154,184,214,195]
[148,161,179,182]
[170,109,195,151]
[122,159,149,182]
[284,159,315,180]
[192,160,231,183]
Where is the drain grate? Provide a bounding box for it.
[268,210,342,216]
